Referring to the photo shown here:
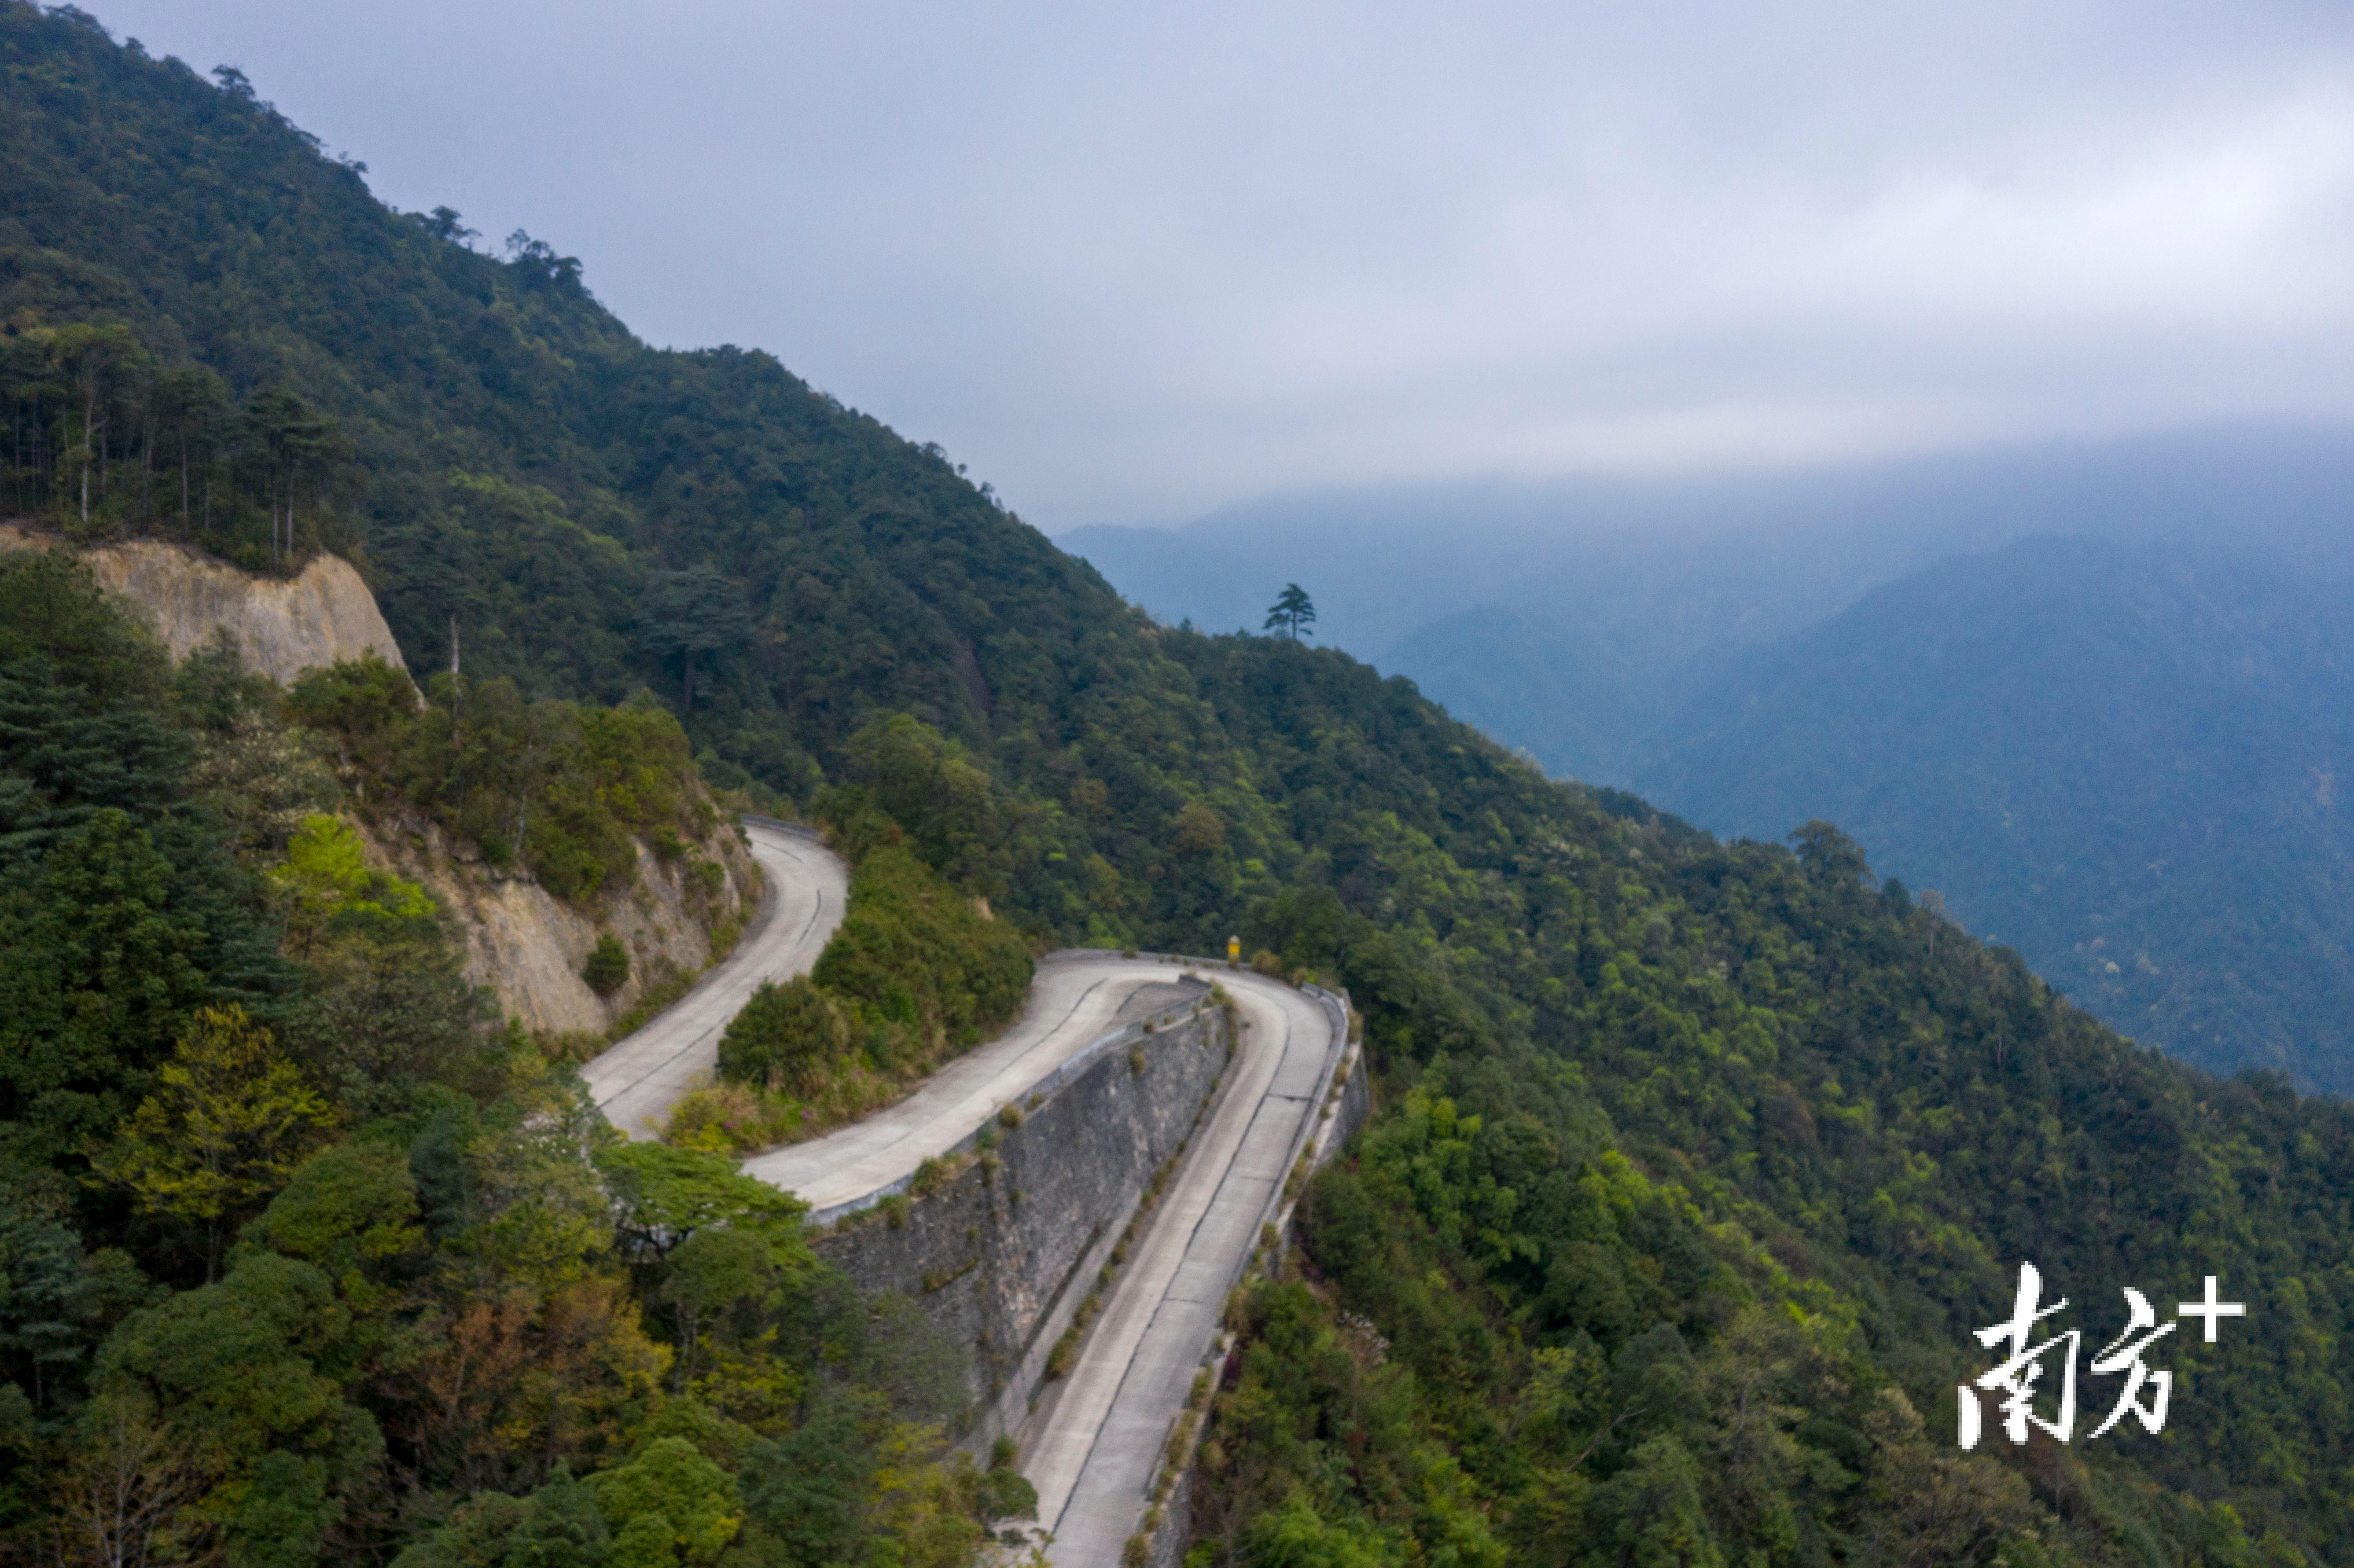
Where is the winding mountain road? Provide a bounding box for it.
[600,826,1349,1563]
[746,949,1345,1565]
[744,951,1226,1213]
[581,820,848,1139]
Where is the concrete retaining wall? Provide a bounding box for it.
[814,989,1236,1448]
[1318,1042,1373,1174]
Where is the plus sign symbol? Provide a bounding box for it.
[2178,1275,2247,1343]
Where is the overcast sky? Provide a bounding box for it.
[86,0,2354,531]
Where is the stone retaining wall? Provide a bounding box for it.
[814,989,1236,1448]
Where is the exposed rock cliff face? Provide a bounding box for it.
[0,524,404,683]
[360,813,761,1038]
[0,522,758,1036]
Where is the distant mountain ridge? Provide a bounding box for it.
[1379,605,1648,782]
[1070,434,2354,1087]
[1064,422,2354,693]
[1634,533,2354,1089]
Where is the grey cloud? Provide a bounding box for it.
[89,0,2354,527]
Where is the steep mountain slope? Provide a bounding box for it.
[8,9,2354,1567]
[1636,535,2354,1089]
[1075,448,2354,1090]
[0,2,1113,801]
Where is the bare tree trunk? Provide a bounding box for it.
[51,1389,203,1568]
[511,796,530,864]
[449,614,463,749]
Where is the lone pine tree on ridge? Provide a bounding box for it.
[1264,582,1316,641]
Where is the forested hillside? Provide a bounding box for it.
[1,0,1107,806]
[1073,441,2354,1091]
[1633,535,2354,1092]
[6,6,2354,1566]
[0,548,1038,1564]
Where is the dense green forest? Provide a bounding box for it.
[1630,535,2354,1094]
[0,548,1040,1565]
[6,6,2354,1565]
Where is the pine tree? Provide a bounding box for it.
[1263,583,1317,641]
[583,931,631,996]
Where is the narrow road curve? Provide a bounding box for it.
[592,830,1346,1561]
[582,820,848,1139]
[745,950,1215,1213]
[739,947,1346,1565]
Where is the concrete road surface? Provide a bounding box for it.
[744,950,1219,1211]
[581,820,847,1138]
[1023,972,1341,1565]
